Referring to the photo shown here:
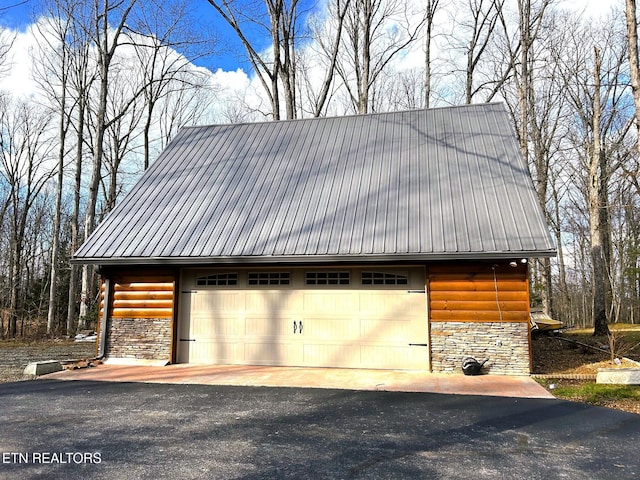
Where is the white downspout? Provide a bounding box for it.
[97,276,111,359]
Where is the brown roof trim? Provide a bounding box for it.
[72,250,556,266]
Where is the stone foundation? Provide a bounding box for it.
[430,322,530,375]
[106,317,172,361]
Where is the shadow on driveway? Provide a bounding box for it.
[0,380,637,479]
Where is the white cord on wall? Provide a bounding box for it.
[492,264,503,323]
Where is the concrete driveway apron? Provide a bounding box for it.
[45,364,554,399]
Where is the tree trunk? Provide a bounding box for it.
[47,65,68,335]
[624,0,640,327]
[8,243,19,338]
[312,0,350,117]
[424,0,438,108]
[552,186,568,304]
[358,0,371,113]
[590,47,609,336]
[269,4,281,120]
[144,103,152,170]
[67,94,85,336]
[518,0,531,167]
[79,64,107,328]
[625,0,640,158]
[47,114,65,335]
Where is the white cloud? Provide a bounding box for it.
[0,24,39,97]
[0,0,624,116]
[561,0,618,17]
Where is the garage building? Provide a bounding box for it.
[74,103,556,375]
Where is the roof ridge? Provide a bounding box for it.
[182,102,506,130]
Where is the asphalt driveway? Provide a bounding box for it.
[0,380,638,479]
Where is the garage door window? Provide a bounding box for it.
[196,273,238,286]
[248,272,291,285]
[305,271,350,285]
[361,271,408,285]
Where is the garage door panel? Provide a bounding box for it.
[245,316,294,337]
[190,315,245,336]
[194,292,244,313]
[245,342,303,365]
[303,292,355,313]
[304,316,358,340]
[180,267,428,370]
[245,291,301,313]
[360,318,422,342]
[358,292,425,315]
[302,343,360,368]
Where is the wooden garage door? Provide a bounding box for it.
[177,267,428,370]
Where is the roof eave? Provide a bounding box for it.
[72,250,557,266]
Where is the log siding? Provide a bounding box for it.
[428,262,529,323]
[102,272,176,361]
[427,261,531,374]
[111,277,175,319]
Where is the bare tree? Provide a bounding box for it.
[626,0,640,159]
[205,0,301,120]
[66,2,97,335]
[589,47,609,335]
[495,0,556,315]
[446,0,505,104]
[517,0,557,316]
[301,0,351,117]
[0,98,55,337]
[336,0,426,113]
[0,28,15,80]
[424,0,441,108]
[32,4,79,335]
[79,0,139,327]
[156,74,214,146]
[129,0,216,168]
[555,12,629,332]
[100,70,144,213]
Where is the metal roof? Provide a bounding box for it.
[74,103,556,265]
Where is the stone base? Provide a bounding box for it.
[596,368,640,385]
[430,321,530,375]
[23,360,63,376]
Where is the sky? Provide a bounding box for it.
[0,0,621,68]
[0,0,322,73]
[0,0,623,101]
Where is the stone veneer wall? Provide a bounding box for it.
[105,317,172,360]
[430,321,530,375]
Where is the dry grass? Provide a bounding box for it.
[0,339,95,382]
[532,324,640,414]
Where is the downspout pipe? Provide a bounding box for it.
[97,275,111,360]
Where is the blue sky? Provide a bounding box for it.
[1,0,618,74]
[1,0,619,95]
[0,0,296,73]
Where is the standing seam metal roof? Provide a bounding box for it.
[74,102,556,264]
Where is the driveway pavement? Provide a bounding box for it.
[46,363,554,399]
[0,380,638,479]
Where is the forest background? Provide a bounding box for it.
[0,0,638,338]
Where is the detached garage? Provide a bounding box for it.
[76,103,555,375]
